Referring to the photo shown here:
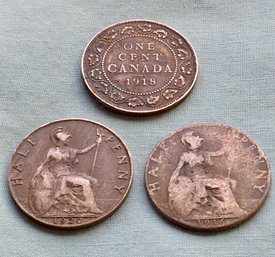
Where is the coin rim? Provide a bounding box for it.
[144,123,271,231]
[8,118,134,229]
[81,19,199,115]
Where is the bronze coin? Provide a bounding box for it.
[82,20,198,115]
[8,119,133,229]
[145,124,271,231]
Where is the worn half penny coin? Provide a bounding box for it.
[145,124,271,231]
[8,119,133,229]
[82,20,198,115]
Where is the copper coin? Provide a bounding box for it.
[8,119,133,229]
[82,20,198,115]
[145,124,271,231]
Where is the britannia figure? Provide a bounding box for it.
[29,128,103,216]
[168,132,246,219]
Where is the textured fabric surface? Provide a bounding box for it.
[0,1,274,256]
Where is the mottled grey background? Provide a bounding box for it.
[0,1,274,256]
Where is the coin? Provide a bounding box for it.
[82,20,198,115]
[8,119,133,229]
[145,124,271,231]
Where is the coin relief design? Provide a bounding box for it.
[8,119,133,229]
[145,124,271,231]
[82,20,198,114]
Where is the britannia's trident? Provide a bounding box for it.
[90,128,104,177]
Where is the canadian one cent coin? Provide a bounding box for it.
[8,119,133,229]
[82,20,198,115]
[145,124,271,231]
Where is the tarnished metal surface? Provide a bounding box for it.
[8,119,133,229]
[145,124,271,231]
[82,20,198,115]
